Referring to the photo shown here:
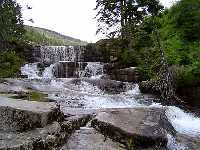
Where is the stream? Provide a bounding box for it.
[18,46,200,149]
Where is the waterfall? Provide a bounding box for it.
[39,46,83,63]
[21,63,41,79]
[42,63,57,79]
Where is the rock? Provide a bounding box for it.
[61,114,92,134]
[0,114,92,149]
[139,80,161,95]
[83,78,126,94]
[0,122,66,150]
[104,64,142,82]
[91,107,175,149]
[174,134,200,150]
[0,97,64,132]
[61,127,126,150]
[69,78,126,94]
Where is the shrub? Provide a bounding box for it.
[0,51,24,78]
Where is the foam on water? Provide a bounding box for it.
[42,64,56,79]
[81,62,104,78]
[166,106,200,137]
[21,63,41,79]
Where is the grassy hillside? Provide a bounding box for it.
[24,26,87,46]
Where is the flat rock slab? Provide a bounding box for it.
[61,127,125,150]
[0,122,64,150]
[0,97,63,132]
[91,107,175,149]
[0,114,92,150]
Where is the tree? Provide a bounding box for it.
[95,0,163,39]
[0,0,24,42]
[173,0,200,41]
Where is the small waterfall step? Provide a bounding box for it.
[60,127,125,150]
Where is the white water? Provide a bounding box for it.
[167,106,200,137]
[80,62,104,79]
[21,63,41,79]
[21,61,200,148]
[42,64,56,79]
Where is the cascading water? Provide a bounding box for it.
[80,62,104,78]
[21,63,41,79]
[20,45,200,149]
[40,46,83,63]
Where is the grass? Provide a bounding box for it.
[24,25,87,46]
[10,91,53,102]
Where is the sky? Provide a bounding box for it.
[17,0,178,42]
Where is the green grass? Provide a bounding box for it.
[10,91,52,102]
[24,25,87,46]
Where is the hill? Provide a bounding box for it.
[24,25,87,46]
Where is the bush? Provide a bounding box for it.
[173,63,200,88]
[0,51,24,78]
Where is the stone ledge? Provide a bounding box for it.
[0,97,64,132]
[91,107,175,149]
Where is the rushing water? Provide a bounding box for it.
[20,46,200,149]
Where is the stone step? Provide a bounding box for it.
[0,122,63,150]
[91,107,175,149]
[0,96,63,132]
[60,127,126,150]
[0,114,92,150]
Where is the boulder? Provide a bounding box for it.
[139,80,161,95]
[91,107,175,149]
[0,97,64,132]
[104,64,142,82]
[61,127,126,150]
[83,78,126,94]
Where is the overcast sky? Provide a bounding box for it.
[17,0,178,42]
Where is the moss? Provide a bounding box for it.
[10,91,52,102]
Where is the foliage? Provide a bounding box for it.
[24,26,87,46]
[95,0,163,39]
[95,0,200,91]
[172,0,200,41]
[0,51,24,78]
[0,0,24,42]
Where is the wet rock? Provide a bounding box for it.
[91,107,175,149]
[104,64,142,82]
[174,134,200,150]
[83,78,126,94]
[139,80,161,95]
[61,114,92,133]
[61,127,126,150]
[0,97,64,132]
[111,67,141,82]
